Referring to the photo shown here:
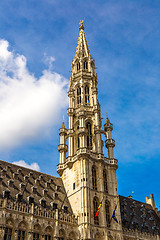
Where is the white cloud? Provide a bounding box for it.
[43,52,55,70]
[0,39,68,150]
[12,160,40,171]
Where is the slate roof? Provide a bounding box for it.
[119,195,160,235]
[0,160,72,214]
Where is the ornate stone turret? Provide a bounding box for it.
[104,114,115,159]
[58,117,68,168]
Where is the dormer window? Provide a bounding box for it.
[8,179,14,187]
[16,193,23,202]
[64,206,68,213]
[85,85,89,105]
[77,87,81,105]
[32,186,37,194]
[3,190,10,199]
[52,203,58,210]
[56,185,60,191]
[84,61,88,70]
[55,193,58,199]
[77,62,80,71]
[28,196,34,204]
[40,199,46,208]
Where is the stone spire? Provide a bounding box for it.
[75,20,90,59]
[71,20,96,86]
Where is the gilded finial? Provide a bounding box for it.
[106,112,110,124]
[106,112,108,118]
[61,115,65,129]
[79,20,84,30]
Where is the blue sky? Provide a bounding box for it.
[0,0,160,207]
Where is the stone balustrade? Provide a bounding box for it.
[0,198,77,224]
[123,228,159,240]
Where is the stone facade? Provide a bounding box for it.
[57,20,123,240]
[0,21,160,240]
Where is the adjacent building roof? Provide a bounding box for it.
[0,160,73,214]
[119,195,160,235]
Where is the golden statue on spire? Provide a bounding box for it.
[79,20,84,30]
[106,112,108,118]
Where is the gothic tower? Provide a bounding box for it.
[57,21,123,240]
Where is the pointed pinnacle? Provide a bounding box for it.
[79,20,84,30]
[61,115,65,129]
[106,112,110,124]
[76,21,90,58]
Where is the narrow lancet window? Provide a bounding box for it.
[105,200,110,227]
[86,122,92,149]
[85,85,90,105]
[77,121,80,149]
[45,235,51,240]
[77,87,81,105]
[93,197,99,225]
[84,61,88,70]
[103,170,108,193]
[78,137,80,148]
[77,62,80,71]
[92,165,97,190]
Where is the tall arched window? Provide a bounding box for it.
[84,61,88,70]
[59,229,65,240]
[4,219,13,240]
[77,62,80,71]
[45,226,52,240]
[103,170,108,193]
[17,221,26,240]
[33,224,41,240]
[105,200,110,227]
[77,87,81,105]
[86,122,92,149]
[68,231,76,240]
[4,228,12,240]
[33,233,39,240]
[17,230,25,240]
[92,166,97,190]
[93,197,99,225]
[85,85,89,105]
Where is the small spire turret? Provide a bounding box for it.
[104,113,113,131]
[61,115,65,129]
[104,115,115,159]
[58,117,68,168]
